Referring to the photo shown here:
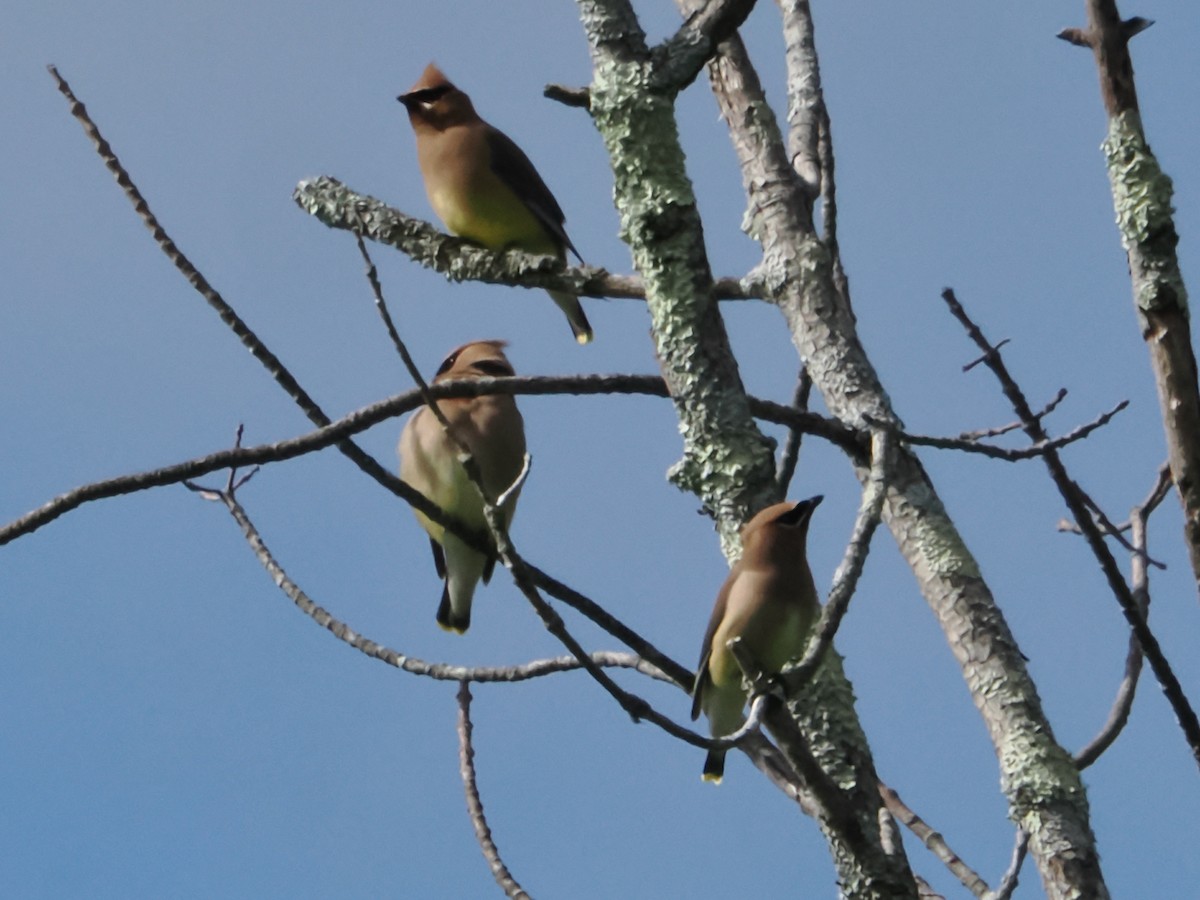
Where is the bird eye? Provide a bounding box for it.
[472,359,514,377]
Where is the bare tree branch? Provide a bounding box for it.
[942,287,1200,770]
[959,388,1068,441]
[456,683,533,900]
[1074,463,1172,768]
[784,428,891,687]
[775,366,812,493]
[879,784,990,899]
[198,481,671,685]
[881,400,1129,462]
[653,0,759,93]
[544,83,591,110]
[986,830,1030,900]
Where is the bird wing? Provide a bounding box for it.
[428,537,446,579]
[485,125,583,263]
[691,575,733,721]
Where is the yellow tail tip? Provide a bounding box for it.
[701,772,724,785]
[436,621,468,636]
[575,331,594,345]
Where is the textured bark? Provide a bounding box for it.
[701,21,1110,900]
[578,2,917,896]
[576,0,777,556]
[1061,1,1200,596]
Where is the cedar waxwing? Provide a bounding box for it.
[398,341,527,634]
[690,496,824,783]
[397,63,593,345]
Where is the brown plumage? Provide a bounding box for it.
[691,496,823,782]
[398,341,527,634]
[397,63,593,344]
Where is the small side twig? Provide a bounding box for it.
[457,682,533,900]
[543,83,590,110]
[959,388,1068,441]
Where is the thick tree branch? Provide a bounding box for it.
[294,176,758,302]
[1057,3,1200,599]
[697,15,1108,898]
[578,0,779,558]
[653,0,759,92]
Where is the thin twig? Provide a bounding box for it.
[775,366,813,494]
[784,428,891,687]
[985,829,1030,900]
[1074,463,1172,768]
[879,783,990,898]
[1075,489,1167,569]
[943,287,1200,770]
[209,484,671,685]
[884,400,1128,462]
[456,682,533,900]
[963,338,1011,372]
[959,389,1068,441]
[356,235,452,430]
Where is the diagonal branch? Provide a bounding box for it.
[774,366,812,493]
[697,10,1107,895]
[942,288,1200,769]
[879,784,990,899]
[1057,2,1200,599]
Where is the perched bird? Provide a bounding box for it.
[398,341,527,634]
[691,496,824,783]
[397,63,593,344]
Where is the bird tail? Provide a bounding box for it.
[701,750,726,784]
[436,582,471,634]
[549,290,593,345]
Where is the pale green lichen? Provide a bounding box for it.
[1103,111,1189,315]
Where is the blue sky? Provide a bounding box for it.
[3,2,1199,896]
